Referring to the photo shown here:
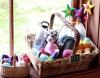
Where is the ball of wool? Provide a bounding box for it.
[63,49,73,58]
[84,37,91,44]
[39,54,49,62]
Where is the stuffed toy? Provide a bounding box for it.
[45,35,59,55]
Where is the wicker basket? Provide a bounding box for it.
[27,13,99,77]
[0,55,30,78]
[0,65,30,78]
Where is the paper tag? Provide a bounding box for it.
[71,54,80,62]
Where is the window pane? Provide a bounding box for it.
[0,0,9,55]
[14,0,68,55]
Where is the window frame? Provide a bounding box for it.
[9,0,100,65]
[9,0,14,56]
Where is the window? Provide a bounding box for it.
[0,0,68,55]
[0,0,9,55]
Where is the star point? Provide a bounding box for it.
[83,0,95,15]
[75,7,84,18]
[63,4,75,18]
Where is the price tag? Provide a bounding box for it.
[71,54,80,62]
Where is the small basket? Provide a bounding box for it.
[0,55,30,78]
[0,65,30,78]
[27,13,99,77]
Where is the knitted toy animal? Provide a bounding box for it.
[45,35,59,55]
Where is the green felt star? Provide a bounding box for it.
[63,4,75,17]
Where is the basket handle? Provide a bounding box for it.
[49,12,80,54]
[12,55,18,66]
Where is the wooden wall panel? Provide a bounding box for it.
[71,0,79,8]
[80,0,100,64]
[86,0,100,64]
[87,0,100,47]
[72,0,100,47]
[98,0,100,65]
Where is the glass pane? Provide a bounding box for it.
[0,0,9,55]
[13,0,68,55]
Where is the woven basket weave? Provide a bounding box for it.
[28,48,98,77]
[27,13,99,77]
[0,55,30,78]
[0,65,30,78]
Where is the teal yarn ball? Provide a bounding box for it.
[39,54,49,62]
[84,37,91,43]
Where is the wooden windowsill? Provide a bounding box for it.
[30,65,100,78]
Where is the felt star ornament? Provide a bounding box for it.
[83,0,95,15]
[75,7,84,18]
[63,4,75,17]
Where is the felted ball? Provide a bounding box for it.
[47,56,53,61]
[83,37,91,44]
[63,49,73,58]
[83,37,91,48]
[23,56,30,64]
[39,54,49,62]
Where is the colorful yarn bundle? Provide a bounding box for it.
[76,37,92,54]
[1,54,18,66]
